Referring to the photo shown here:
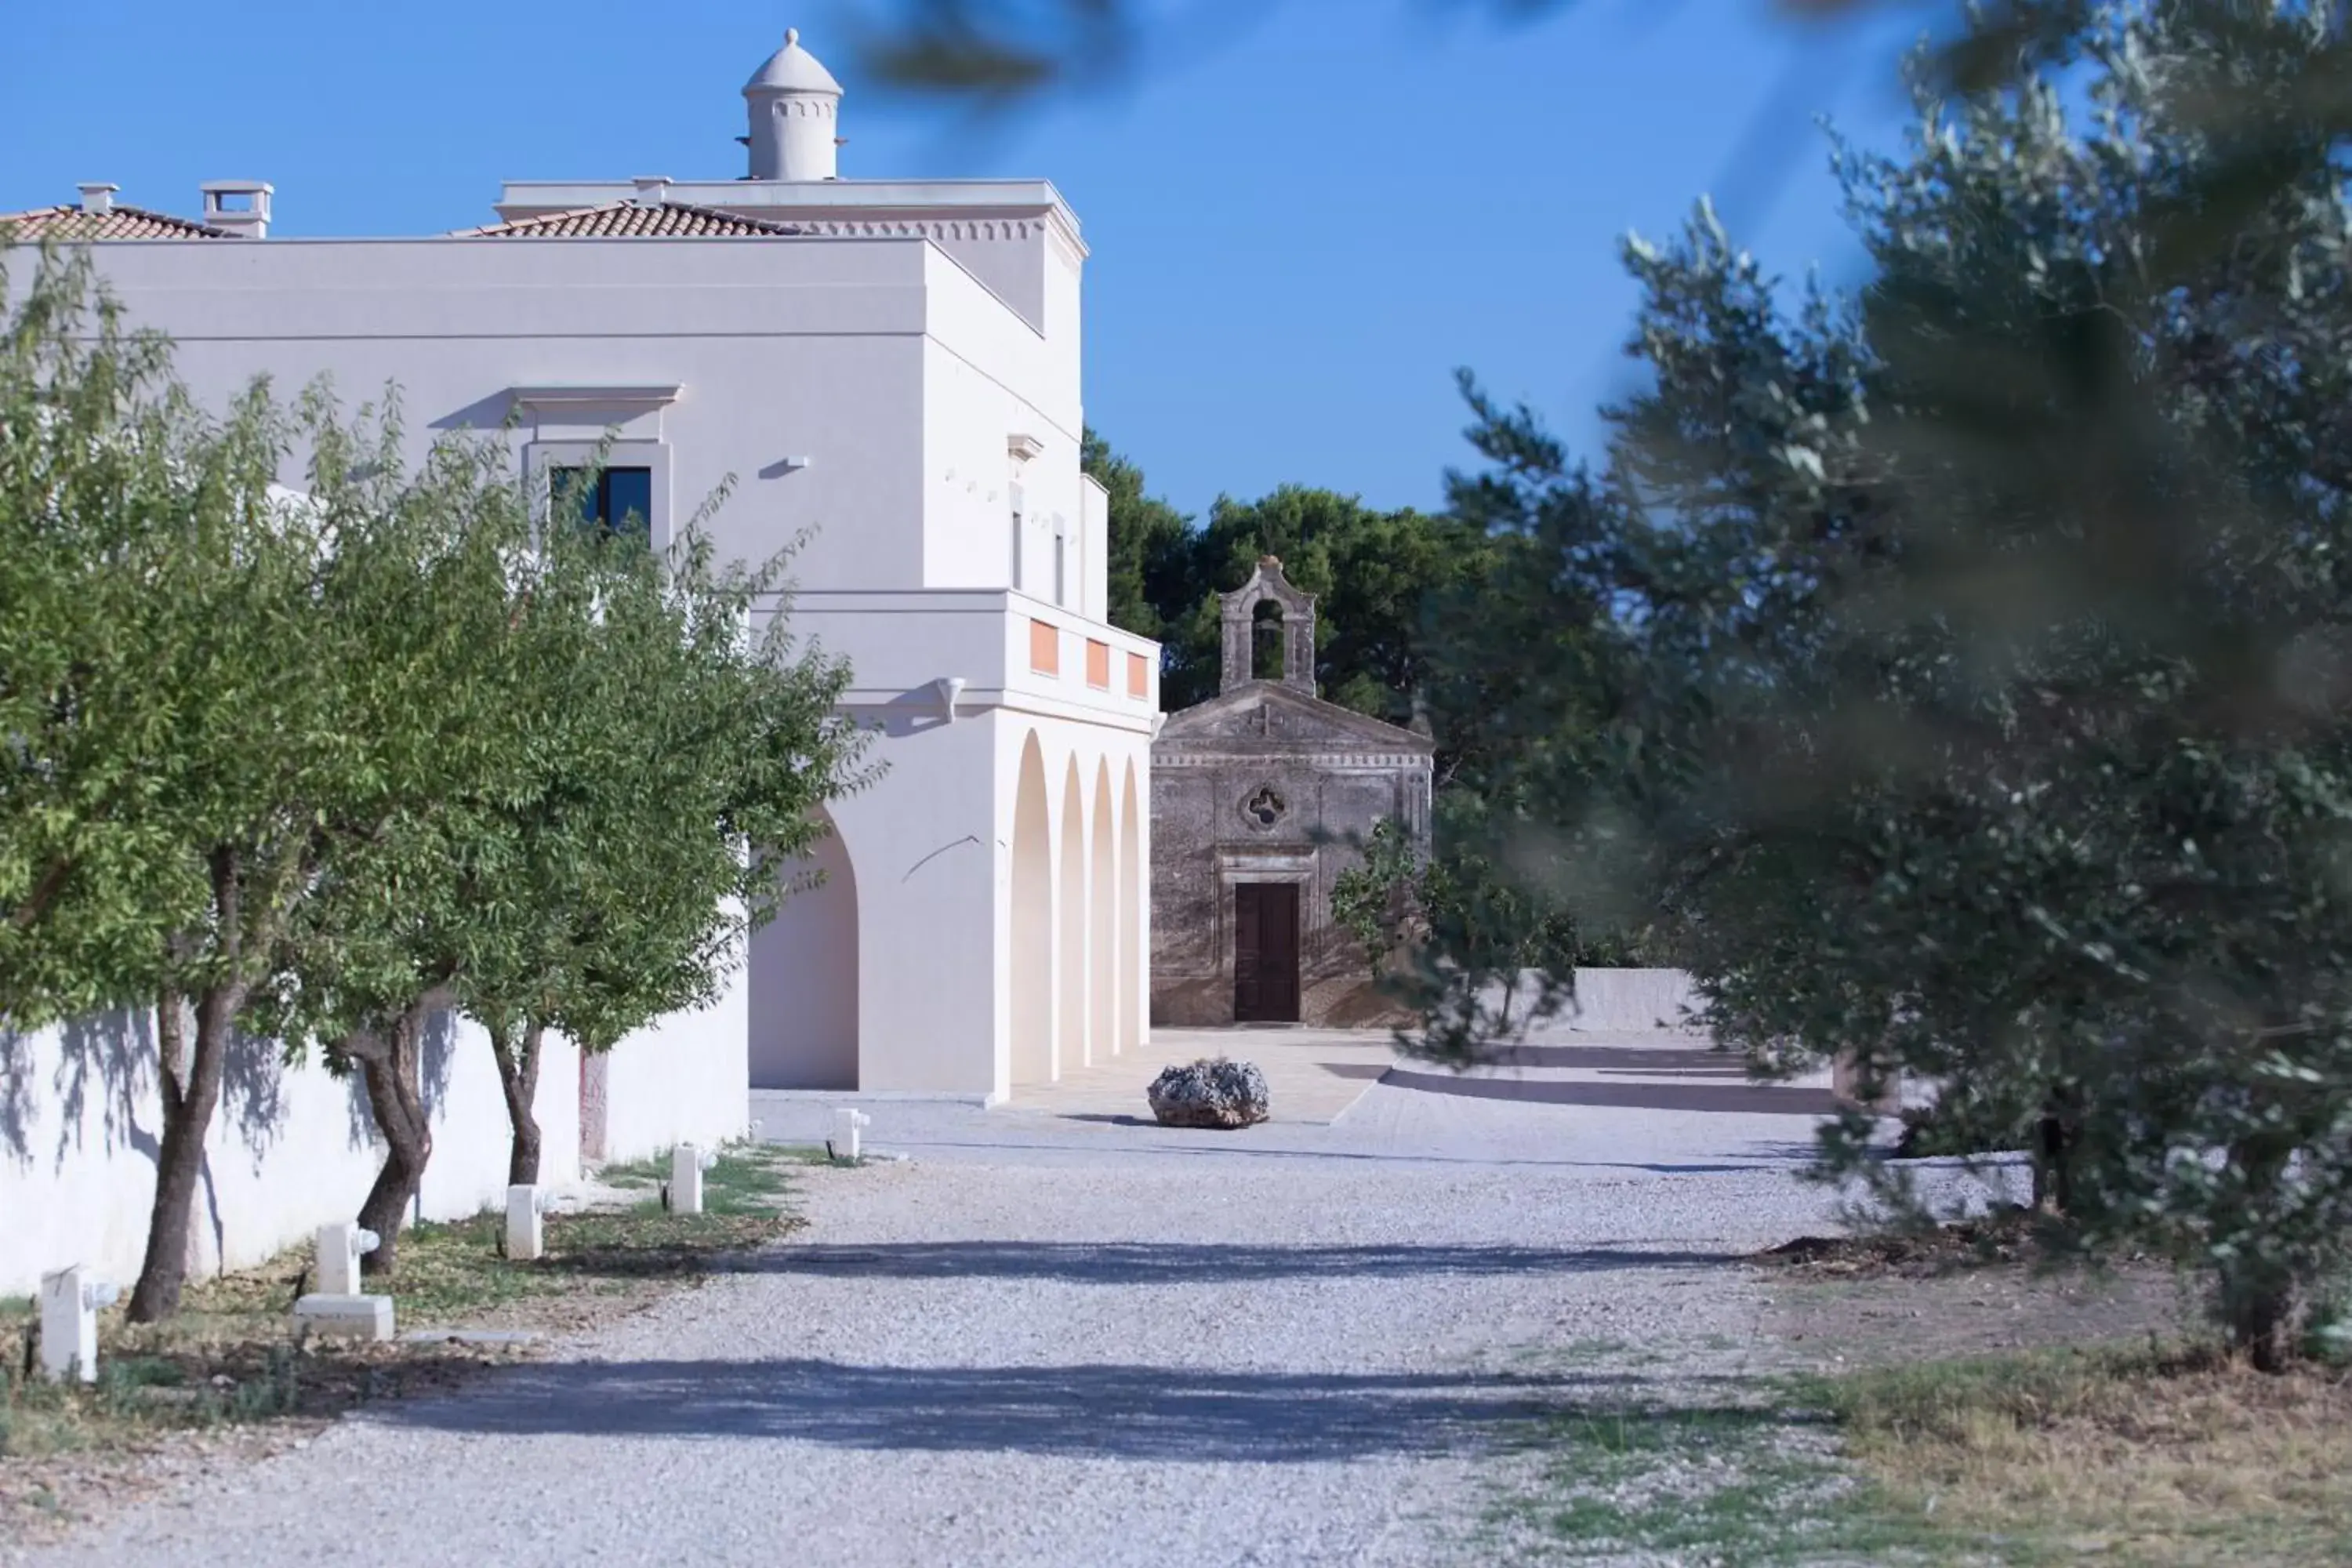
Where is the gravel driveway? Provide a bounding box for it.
[19,1060,1874,1568]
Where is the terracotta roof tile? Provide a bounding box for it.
[461,201,807,238]
[0,204,235,241]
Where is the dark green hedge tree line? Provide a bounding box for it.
[1,247,869,1312]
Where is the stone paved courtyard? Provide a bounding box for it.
[17,1034,1896,1568]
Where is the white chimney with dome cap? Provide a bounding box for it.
[743,28,843,182]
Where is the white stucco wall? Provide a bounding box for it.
[1492,967,1706,1036]
[597,964,751,1163]
[19,171,1146,1126]
[0,1009,583,1300]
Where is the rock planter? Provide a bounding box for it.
[1147,1058,1271,1130]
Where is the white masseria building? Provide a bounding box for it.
[17,30,1156,1106]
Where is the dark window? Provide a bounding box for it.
[552,466,654,539]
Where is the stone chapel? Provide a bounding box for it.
[1149,558,1436,1025]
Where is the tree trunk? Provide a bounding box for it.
[351,1000,438,1279]
[490,1018,546,1187]
[129,851,253,1325]
[2221,1264,2297,1374]
[2220,1134,2299,1372]
[2031,1083,2082,1217]
[125,979,239,1323]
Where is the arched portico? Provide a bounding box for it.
[1120,762,1143,1055]
[1011,733,1053,1086]
[1091,763,1116,1058]
[748,805,858,1089]
[1058,757,1087,1076]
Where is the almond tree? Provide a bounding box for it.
[459,493,866,1190]
[0,246,372,1322]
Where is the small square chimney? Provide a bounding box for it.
[76,183,118,215]
[199,180,273,239]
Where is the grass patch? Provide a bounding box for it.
[1493,1340,2352,1563]
[1491,1400,1952,1565]
[1804,1345,2352,1565]
[0,1140,803,1479]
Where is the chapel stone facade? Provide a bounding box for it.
[1150,558,1435,1026]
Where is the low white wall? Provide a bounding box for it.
[1479,967,1706,1036]
[0,1007,601,1300]
[599,963,751,1165]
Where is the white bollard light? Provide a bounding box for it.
[831,1108,871,1161]
[37,1265,117,1384]
[315,1221,379,1296]
[506,1184,545,1261]
[671,1143,706,1215]
[296,1221,392,1341]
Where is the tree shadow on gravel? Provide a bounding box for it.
[371,1359,1744,1461]
[724,1241,1744,1283]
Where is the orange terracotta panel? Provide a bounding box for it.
[1127,651,1149,698]
[1029,618,1060,675]
[1086,638,1111,689]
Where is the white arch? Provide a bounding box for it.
[1011,733,1053,1087]
[748,804,858,1090]
[1058,756,1088,1076]
[1091,761,1116,1060]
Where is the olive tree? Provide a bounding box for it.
[1429,0,2352,1366]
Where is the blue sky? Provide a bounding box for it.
[2,0,1934,521]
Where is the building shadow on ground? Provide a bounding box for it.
[723,1240,1743,1283]
[369,1358,1744,1461]
[1483,1045,1744,1074]
[1383,1069,1842,1117]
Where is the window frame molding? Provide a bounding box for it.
[524,437,675,550]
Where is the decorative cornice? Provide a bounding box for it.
[508,384,682,408]
[1152,752,1433,771]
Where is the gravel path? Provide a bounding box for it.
[20,1068,1891,1568]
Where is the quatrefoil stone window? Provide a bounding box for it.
[1243,785,1287,831]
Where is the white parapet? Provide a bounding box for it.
[506,1184,545,1261]
[37,1265,117,1384]
[830,1107,871,1161]
[316,1221,379,1296]
[293,1293,395,1341]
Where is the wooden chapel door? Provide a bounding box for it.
[1232,882,1301,1023]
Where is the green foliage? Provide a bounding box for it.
[1327,805,1582,1065]
[0,245,318,1025]
[1083,430,1493,748]
[1083,425,1192,647]
[1425,1,2352,1363]
[1330,817,1424,980]
[245,421,871,1249]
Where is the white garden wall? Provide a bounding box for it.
[1475,967,1708,1037]
[0,992,742,1300]
[598,965,752,1164]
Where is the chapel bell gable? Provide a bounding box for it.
[1218,556,1317,695]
